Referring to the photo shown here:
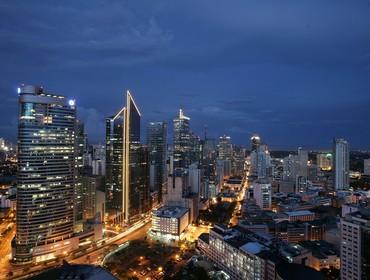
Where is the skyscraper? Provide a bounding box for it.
[105,90,150,224]
[105,108,125,213]
[364,159,370,176]
[75,120,88,224]
[173,109,191,170]
[250,134,261,152]
[252,179,272,210]
[147,122,167,203]
[218,135,233,161]
[251,144,271,179]
[340,209,370,280]
[333,138,349,190]
[297,147,308,178]
[14,85,78,262]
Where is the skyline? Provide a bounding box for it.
[1,1,370,149]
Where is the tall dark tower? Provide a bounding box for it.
[124,91,150,222]
[105,107,125,213]
[147,122,167,203]
[105,90,150,224]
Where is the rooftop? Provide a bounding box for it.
[276,262,325,280]
[153,206,189,218]
[348,208,370,221]
[28,262,116,280]
[285,210,314,216]
[240,242,264,255]
[299,240,338,259]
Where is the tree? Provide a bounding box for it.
[321,268,340,280]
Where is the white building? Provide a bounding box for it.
[207,225,267,280]
[92,159,106,176]
[364,159,370,176]
[250,144,271,179]
[333,138,349,190]
[340,209,370,280]
[298,148,308,178]
[252,180,272,210]
[283,154,300,182]
[151,206,189,239]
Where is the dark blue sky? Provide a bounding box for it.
[1,1,370,149]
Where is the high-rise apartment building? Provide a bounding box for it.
[297,147,308,178]
[147,122,167,203]
[105,91,150,224]
[333,138,349,190]
[252,179,272,210]
[14,85,78,262]
[364,159,370,176]
[251,144,271,179]
[340,209,370,280]
[218,135,233,160]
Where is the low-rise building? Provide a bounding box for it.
[299,240,340,270]
[285,210,315,222]
[151,206,189,240]
[201,224,324,280]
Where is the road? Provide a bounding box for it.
[6,220,151,279]
[0,226,15,277]
[72,222,151,266]
[182,224,210,243]
[229,169,250,226]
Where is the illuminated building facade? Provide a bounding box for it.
[151,206,189,238]
[173,109,191,170]
[317,152,332,171]
[75,120,88,224]
[250,134,261,152]
[14,85,78,262]
[105,91,150,224]
[218,135,233,161]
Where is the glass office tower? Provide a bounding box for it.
[15,85,77,262]
[106,107,125,212]
[147,122,167,203]
[173,109,191,170]
[106,91,150,224]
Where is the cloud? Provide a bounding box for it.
[0,3,173,68]
[1,1,370,148]
[77,107,106,142]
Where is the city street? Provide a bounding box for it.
[2,220,151,279]
[0,225,15,277]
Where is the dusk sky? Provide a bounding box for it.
[1,1,370,149]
